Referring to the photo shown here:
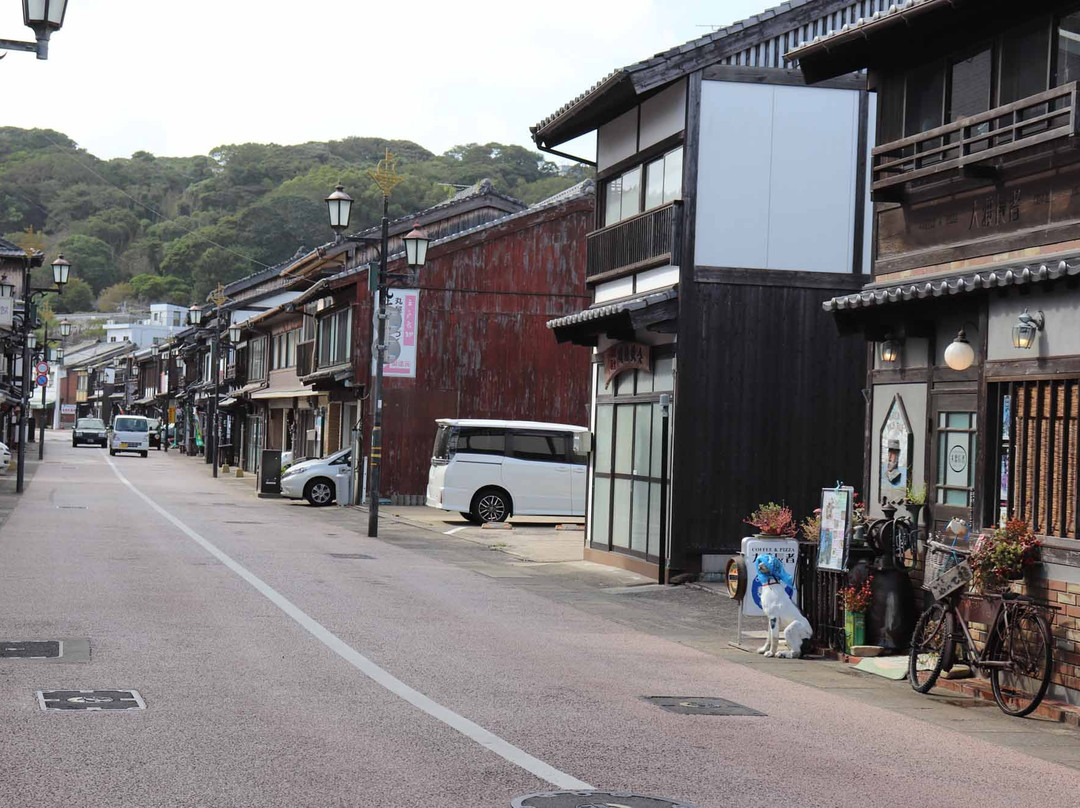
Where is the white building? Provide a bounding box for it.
[103,303,188,347]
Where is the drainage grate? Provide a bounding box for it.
[644,696,766,716]
[513,791,696,808]
[1,641,60,658]
[37,690,145,712]
[328,553,374,560]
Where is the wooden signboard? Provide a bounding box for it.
[602,341,651,388]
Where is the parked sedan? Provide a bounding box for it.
[72,417,108,448]
[280,448,351,506]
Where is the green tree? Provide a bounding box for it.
[57,234,118,293]
[97,282,137,312]
[47,276,94,313]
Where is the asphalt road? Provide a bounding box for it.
[2,434,1079,808]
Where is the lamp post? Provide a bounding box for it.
[325,153,430,537]
[17,253,70,492]
[190,286,230,478]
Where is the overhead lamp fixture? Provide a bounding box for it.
[326,184,353,235]
[944,329,975,371]
[26,331,36,350]
[188,304,203,327]
[59,318,72,338]
[879,337,901,365]
[228,324,241,343]
[51,253,70,286]
[403,225,430,268]
[1011,308,1045,350]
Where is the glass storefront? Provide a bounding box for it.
[590,354,674,559]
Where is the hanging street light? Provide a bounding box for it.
[325,185,354,238]
[0,0,70,59]
[228,324,241,344]
[59,318,71,338]
[188,304,204,327]
[51,254,70,286]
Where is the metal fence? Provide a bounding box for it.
[796,541,847,652]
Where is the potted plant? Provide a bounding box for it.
[902,483,927,526]
[744,502,797,538]
[839,576,873,652]
[800,509,821,546]
[970,518,1041,593]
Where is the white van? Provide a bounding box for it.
[110,415,150,457]
[426,419,588,523]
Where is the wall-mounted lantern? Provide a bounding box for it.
[944,329,975,371]
[1011,308,1045,350]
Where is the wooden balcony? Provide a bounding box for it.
[586,201,681,284]
[873,82,1080,196]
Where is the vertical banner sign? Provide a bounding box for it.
[0,296,13,329]
[374,289,419,378]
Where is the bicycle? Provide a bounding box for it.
[909,538,1057,717]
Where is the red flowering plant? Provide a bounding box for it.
[839,577,874,613]
[969,518,1041,592]
[744,502,797,537]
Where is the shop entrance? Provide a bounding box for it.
[929,392,978,533]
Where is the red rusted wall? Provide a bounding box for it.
[353,194,594,498]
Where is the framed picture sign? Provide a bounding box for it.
[880,394,914,504]
[817,486,854,572]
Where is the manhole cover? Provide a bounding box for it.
[328,553,374,560]
[37,690,145,712]
[644,696,765,716]
[1,641,60,658]
[513,791,696,808]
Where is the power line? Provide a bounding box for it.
[36,132,271,270]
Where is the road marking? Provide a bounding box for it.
[444,526,466,535]
[104,456,591,791]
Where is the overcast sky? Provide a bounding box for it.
[2,0,776,161]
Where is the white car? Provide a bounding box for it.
[110,415,150,457]
[426,419,588,523]
[0,441,10,474]
[280,448,351,506]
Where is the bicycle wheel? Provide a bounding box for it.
[988,609,1053,717]
[909,602,949,693]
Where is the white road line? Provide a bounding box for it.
[105,456,591,791]
[444,526,466,535]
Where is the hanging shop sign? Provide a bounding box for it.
[879,394,913,503]
[739,537,799,617]
[602,341,651,388]
[0,296,12,329]
[374,289,419,379]
[817,485,855,572]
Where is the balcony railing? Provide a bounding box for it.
[586,201,680,283]
[873,82,1080,194]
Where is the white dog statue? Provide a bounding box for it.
[754,553,813,659]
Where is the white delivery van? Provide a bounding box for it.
[426,419,588,523]
[110,415,150,457]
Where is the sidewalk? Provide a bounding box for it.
[186,452,1080,770]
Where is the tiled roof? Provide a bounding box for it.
[0,237,28,259]
[546,287,677,330]
[823,259,1080,313]
[531,0,815,141]
[294,180,596,304]
[787,0,942,63]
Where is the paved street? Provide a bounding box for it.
[2,434,1080,807]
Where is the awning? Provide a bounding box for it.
[299,363,353,386]
[235,381,268,396]
[132,396,156,406]
[546,287,678,346]
[824,258,1080,313]
[218,397,238,408]
[108,392,124,400]
[249,388,318,401]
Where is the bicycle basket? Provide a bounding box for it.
[923,540,973,599]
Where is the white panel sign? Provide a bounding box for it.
[372,289,419,379]
[740,537,800,617]
[0,296,12,329]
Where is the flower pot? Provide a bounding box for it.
[903,502,924,526]
[845,611,866,652]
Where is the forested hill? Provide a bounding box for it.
[0,128,589,312]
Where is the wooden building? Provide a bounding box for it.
[534,1,909,578]
[792,0,1080,699]
[283,181,596,502]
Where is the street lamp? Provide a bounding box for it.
[59,318,71,338]
[188,304,204,327]
[26,332,36,350]
[0,0,70,59]
[325,151,429,536]
[228,324,241,344]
